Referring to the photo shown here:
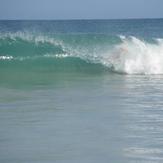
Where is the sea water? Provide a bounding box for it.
[0,19,163,163]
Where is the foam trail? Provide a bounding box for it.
[104,36,163,74]
[0,55,13,60]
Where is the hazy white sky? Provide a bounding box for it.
[0,0,163,19]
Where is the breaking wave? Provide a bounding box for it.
[106,36,163,74]
[1,32,163,75]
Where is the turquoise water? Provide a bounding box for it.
[1,19,163,163]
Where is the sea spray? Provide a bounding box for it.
[106,36,163,74]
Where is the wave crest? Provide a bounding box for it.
[1,33,163,75]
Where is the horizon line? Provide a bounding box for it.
[0,17,163,21]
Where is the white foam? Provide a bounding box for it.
[0,55,13,60]
[104,36,163,74]
[43,53,69,58]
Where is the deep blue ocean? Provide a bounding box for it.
[1,19,163,163]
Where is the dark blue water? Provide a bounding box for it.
[1,19,163,36]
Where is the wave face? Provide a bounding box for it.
[1,32,163,75]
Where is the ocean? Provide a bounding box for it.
[0,19,163,163]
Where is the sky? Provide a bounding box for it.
[0,0,163,20]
